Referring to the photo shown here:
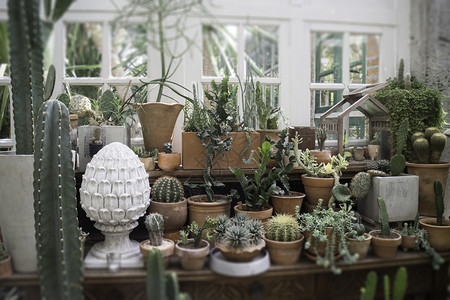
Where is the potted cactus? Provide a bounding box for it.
[157,143,181,172]
[0,242,12,279]
[345,213,372,260]
[88,125,104,157]
[310,125,331,164]
[140,213,175,268]
[264,214,304,265]
[175,217,216,270]
[369,197,402,258]
[214,213,265,262]
[149,176,187,240]
[419,181,450,251]
[134,147,158,171]
[406,127,450,216]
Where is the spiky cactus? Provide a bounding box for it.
[316,126,327,151]
[413,138,429,163]
[377,197,390,237]
[8,0,44,154]
[350,172,372,199]
[33,100,83,299]
[90,126,103,145]
[151,176,184,203]
[68,94,92,116]
[412,128,447,163]
[266,214,301,242]
[390,154,406,176]
[145,213,164,246]
[146,249,191,300]
[434,181,444,226]
[430,133,447,163]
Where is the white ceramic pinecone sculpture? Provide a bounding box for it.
[80,142,151,232]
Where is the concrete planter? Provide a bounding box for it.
[78,125,130,172]
[357,174,419,223]
[0,153,37,273]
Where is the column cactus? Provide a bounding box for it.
[151,176,184,203]
[434,180,444,226]
[33,100,83,300]
[412,127,447,163]
[145,213,164,246]
[377,197,390,237]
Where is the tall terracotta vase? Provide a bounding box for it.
[406,162,450,216]
[301,174,334,207]
[135,102,184,152]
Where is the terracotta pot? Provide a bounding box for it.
[406,162,450,216]
[0,256,12,279]
[175,239,209,270]
[367,145,380,160]
[187,195,232,226]
[264,235,304,265]
[139,239,174,268]
[353,148,365,161]
[139,157,155,171]
[234,203,273,224]
[149,199,188,233]
[135,102,184,152]
[157,152,181,171]
[181,132,260,170]
[303,227,337,257]
[400,235,419,252]
[310,149,331,164]
[290,126,315,151]
[419,218,450,251]
[369,230,401,258]
[271,192,305,216]
[301,174,334,207]
[345,233,372,259]
[215,240,265,262]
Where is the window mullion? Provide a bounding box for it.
[101,20,111,91]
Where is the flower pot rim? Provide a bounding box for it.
[345,232,372,242]
[215,239,266,254]
[187,195,232,205]
[263,234,305,245]
[301,173,334,180]
[175,238,210,252]
[271,191,305,199]
[369,230,402,241]
[140,238,174,252]
[406,161,450,168]
[135,102,184,108]
[419,218,450,228]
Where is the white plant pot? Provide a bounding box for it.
[0,153,37,272]
[77,125,131,172]
[358,174,419,222]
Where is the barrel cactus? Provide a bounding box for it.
[265,214,301,242]
[145,213,164,246]
[430,133,447,163]
[350,172,372,199]
[151,176,184,203]
[69,94,92,116]
[412,127,447,163]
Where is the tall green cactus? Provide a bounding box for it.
[434,180,444,226]
[33,100,83,300]
[151,176,184,203]
[145,213,164,246]
[146,249,191,300]
[360,271,377,300]
[8,0,44,154]
[360,267,407,300]
[377,197,390,237]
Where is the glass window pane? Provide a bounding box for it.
[0,22,9,77]
[111,23,147,77]
[244,25,279,78]
[66,23,102,78]
[0,85,10,140]
[202,24,238,77]
[312,32,343,83]
[349,34,380,84]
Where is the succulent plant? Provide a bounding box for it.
[151,176,184,203]
[376,160,391,173]
[377,197,391,237]
[316,126,327,151]
[265,214,301,242]
[434,181,444,226]
[390,154,406,176]
[163,143,173,154]
[145,213,164,246]
[350,172,372,199]
[366,170,388,177]
[69,94,93,116]
[215,213,264,250]
[412,128,447,163]
[90,126,103,145]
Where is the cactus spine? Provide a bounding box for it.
[350,172,372,199]
[151,176,184,203]
[412,128,447,163]
[434,181,444,226]
[8,0,44,154]
[377,197,390,237]
[146,249,191,300]
[316,126,327,151]
[33,100,83,299]
[145,213,164,246]
[413,138,429,163]
[430,133,446,163]
[266,214,301,242]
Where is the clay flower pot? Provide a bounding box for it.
[345,233,372,259]
[271,192,305,216]
[157,152,181,171]
[0,255,13,279]
[301,174,334,207]
[419,218,450,251]
[139,157,155,171]
[215,240,266,263]
[149,198,188,234]
[310,149,331,164]
[175,239,210,270]
[400,235,419,252]
[369,230,401,258]
[303,227,339,258]
[139,238,174,268]
[234,203,273,224]
[187,195,232,226]
[264,235,304,265]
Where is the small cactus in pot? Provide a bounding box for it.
[412,127,447,164]
[152,176,184,203]
[157,142,181,171]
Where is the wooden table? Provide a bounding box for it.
[2,251,448,300]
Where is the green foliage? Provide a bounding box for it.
[152,176,184,203]
[33,100,83,300]
[348,213,366,241]
[134,147,158,160]
[316,126,327,151]
[412,128,447,163]
[214,213,264,250]
[374,77,446,161]
[377,197,390,237]
[297,200,357,274]
[350,172,372,199]
[332,184,353,203]
[163,143,173,154]
[144,213,164,246]
[390,154,406,176]
[272,128,295,194]
[146,249,190,300]
[360,271,377,300]
[179,217,217,248]
[183,82,210,132]
[434,181,444,226]
[230,141,281,210]
[265,214,301,242]
[360,267,408,300]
